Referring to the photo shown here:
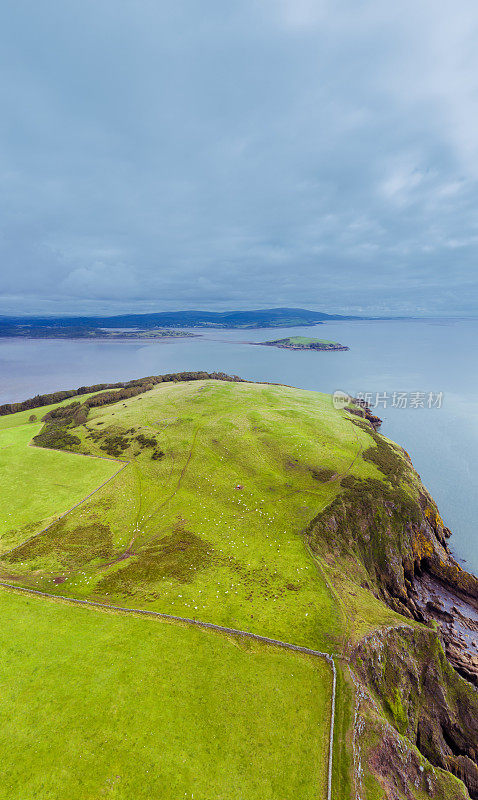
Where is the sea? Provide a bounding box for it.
[1,318,476,573]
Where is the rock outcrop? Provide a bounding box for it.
[353,627,478,798]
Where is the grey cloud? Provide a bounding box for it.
[1,0,478,316]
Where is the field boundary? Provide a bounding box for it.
[0,579,337,800]
[0,458,129,558]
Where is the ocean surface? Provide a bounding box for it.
[1,318,477,573]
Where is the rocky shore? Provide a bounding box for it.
[412,570,478,685]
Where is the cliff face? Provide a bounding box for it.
[307,472,478,682]
[353,627,478,798]
[306,413,478,798]
[309,471,476,604]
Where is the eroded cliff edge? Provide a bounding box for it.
[307,410,478,798]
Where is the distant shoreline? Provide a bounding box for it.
[0,307,361,339]
[0,328,199,341]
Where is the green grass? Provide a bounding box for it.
[285,337,338,345]
[1,381,390,652]
[0,588,332,800]
[331,665,354,799]
[0,423,120,551]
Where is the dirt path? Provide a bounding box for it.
[323,420,363,485]
[136,427,201,527]
[0,578,337,800]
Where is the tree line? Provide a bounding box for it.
[0,371,245,417]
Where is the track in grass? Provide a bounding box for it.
[1,381,385,654]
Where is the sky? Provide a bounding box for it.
[1,0,478,317]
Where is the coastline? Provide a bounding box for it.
[353,400,478,685]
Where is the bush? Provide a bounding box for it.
[136,434,157,448]
[33,423,81,451]
[42,402,81,421]
[311,468,335,482]
[99,435,130,458]
[362,430,405,484]
[73,406,89,426]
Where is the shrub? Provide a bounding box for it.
[136,434,157,448]
[311,468,335,482]
[42,402,81,421]
[33,423,81,451]
[73,406,89,426]
[362,430,405,484]
[99,435,130,458]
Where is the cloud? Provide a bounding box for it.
[0,0,477,316]
[61,262,140,300]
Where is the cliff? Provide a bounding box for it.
[306,407,478,797]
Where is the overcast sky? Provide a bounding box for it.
[1,0,478,317]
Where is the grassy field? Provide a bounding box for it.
[0,423,121,551]
[0,588,332,800]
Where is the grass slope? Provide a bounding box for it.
[1,380,395,652]
[0,588,332,800]
[0,423,120,551]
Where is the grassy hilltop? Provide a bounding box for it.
[0,378,476,799]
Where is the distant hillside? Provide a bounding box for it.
[0,307,360,337]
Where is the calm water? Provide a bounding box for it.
[1,319,477,573]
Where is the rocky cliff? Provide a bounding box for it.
[306,410,478,798]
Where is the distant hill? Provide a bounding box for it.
[0,307,360,337]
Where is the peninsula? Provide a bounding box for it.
[0,326,198,340]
